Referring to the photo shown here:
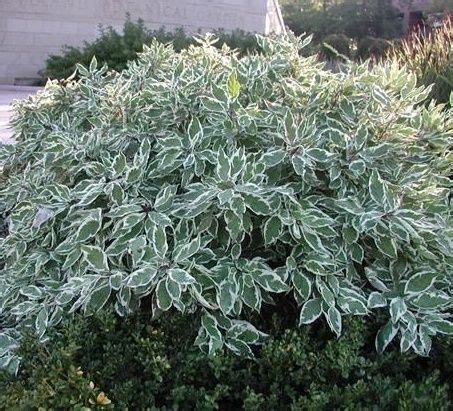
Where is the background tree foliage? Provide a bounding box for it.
[280,0,403,40]
[424,0,453,13]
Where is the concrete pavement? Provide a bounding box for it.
[0,86,41,144]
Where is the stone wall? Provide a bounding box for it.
[0,0,284,84]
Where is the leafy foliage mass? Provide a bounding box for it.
[43,17,259,81]
[1,310,451,409]
[357,36,392,61]
[0,34,452,373]
[281,0,403,41]
[320,34,353,60]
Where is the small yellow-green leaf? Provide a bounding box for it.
[227,72,241,98]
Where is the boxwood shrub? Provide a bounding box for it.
[0,309,451,409]
[357,36,392,60]
[43,17,259,81]
[0,34,451,373]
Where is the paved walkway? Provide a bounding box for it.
[0,86,42,144]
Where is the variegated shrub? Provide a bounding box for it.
[0,34,452,374]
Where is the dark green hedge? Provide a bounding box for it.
[1,302,451,410]
[43,17,259,81]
